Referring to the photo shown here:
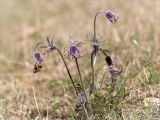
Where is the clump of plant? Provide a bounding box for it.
[33,10,127,119]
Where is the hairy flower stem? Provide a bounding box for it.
[57,49,78,95]
[75,57,88,102]
[91,11,103,91]
[90,50,97,90]
[93,11,102,40]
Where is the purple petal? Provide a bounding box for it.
[35,52,43,65]
[106,10,119,23]
[69,45,82,58]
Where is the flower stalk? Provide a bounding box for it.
[93,11,102,40]
[75,57,88,102]
[90,10,119,94]
[57,49,78,95]
[78,92,89,119]
[90,11,103,93]
[82,104,89,119]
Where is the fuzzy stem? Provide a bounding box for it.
[91,50,96,89]
[90,11,104,92]
[57,49,77,95]
[93,11,101,40]
[75,57,88,102]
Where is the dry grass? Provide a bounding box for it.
[0,0,160,119]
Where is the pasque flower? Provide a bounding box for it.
[66,37,89,102]
[66,38,83,58]
[33,52,43,73]
[35,52,43,65]
[106,10,119,23]
[33,36,57,73]
[89,10,119,95]
[69,45,82,58]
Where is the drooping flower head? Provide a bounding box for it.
[66,37,83,58]
[106,10,119,23]
[108,66,122,83]
[35,52,43,65]
[33,52,43,73]
[105,55,113,66]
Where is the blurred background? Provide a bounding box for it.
[0,0,160,119]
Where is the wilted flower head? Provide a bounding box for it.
[99,48,112,66]
[108,66,122,83]
[106,10,119,23]
[41,36,57,54]
[66,37,83,58]
[105,55,113,66]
